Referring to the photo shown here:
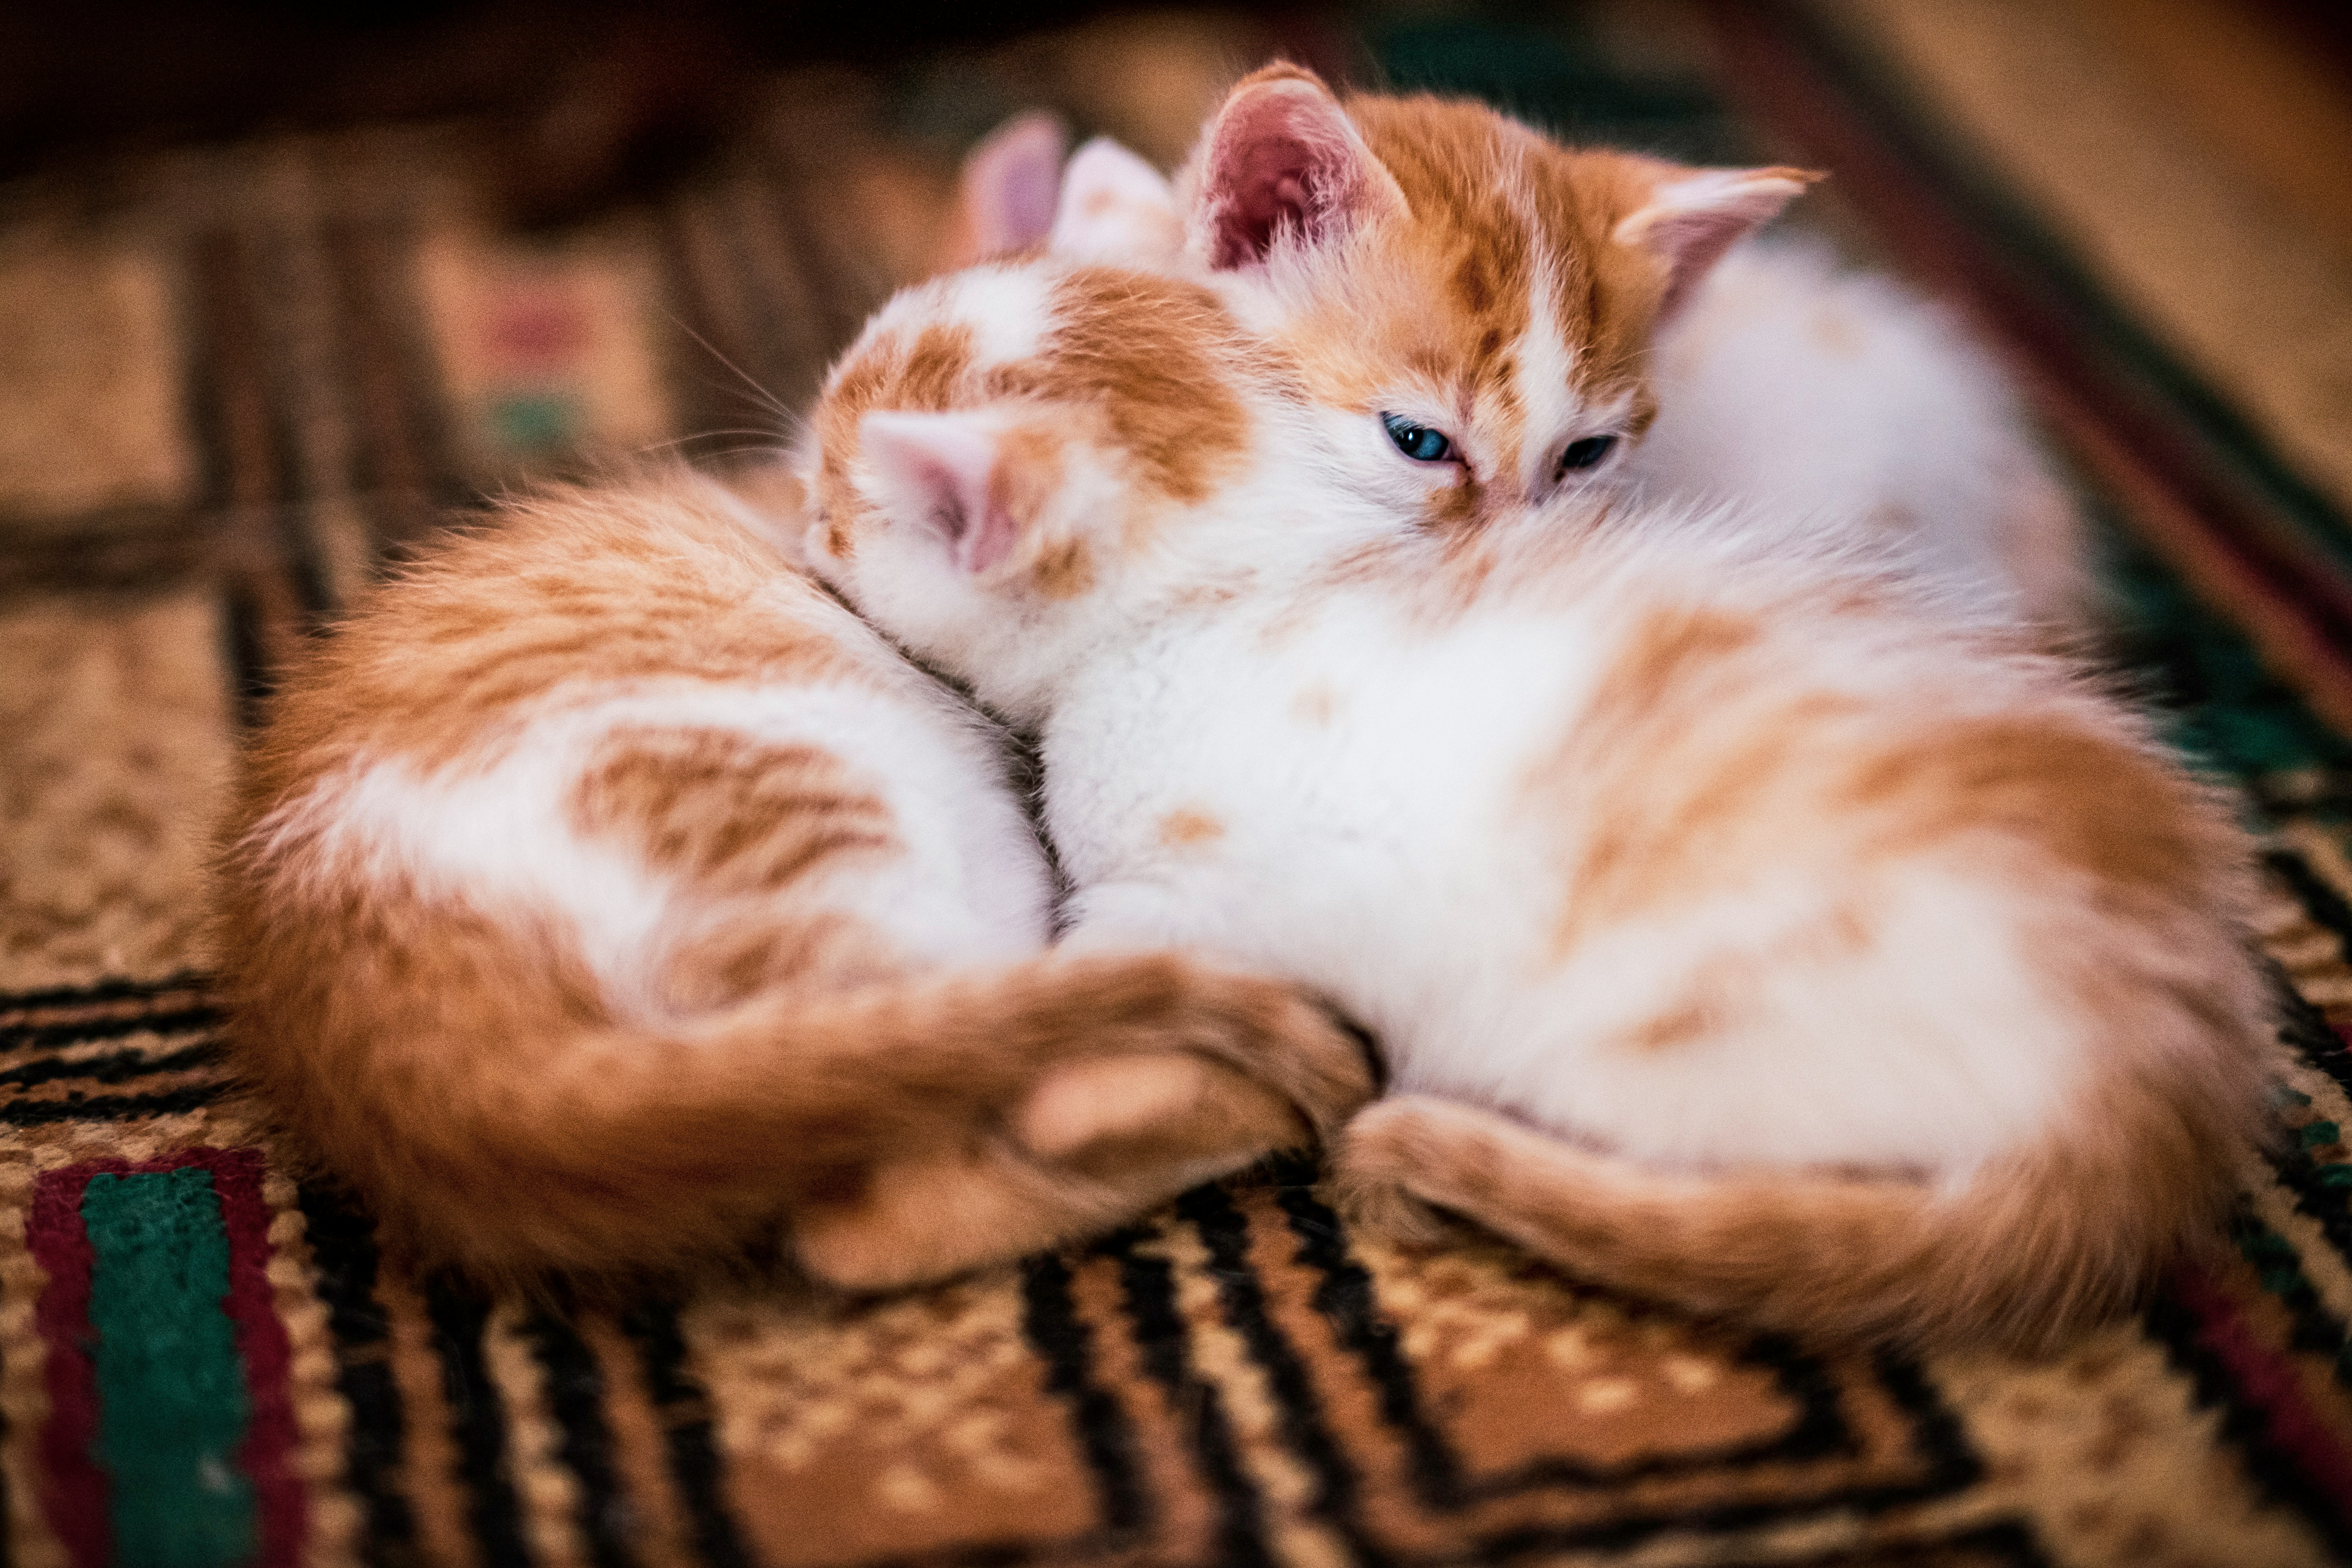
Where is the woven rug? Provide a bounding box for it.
[7,3,2352,1564]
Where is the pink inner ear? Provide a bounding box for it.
[1195,78,1400,271]
[938,112,1068,270]
[959,482,1020,576]
[1616,168,1818,319]
[1216,133,1319,266]
[978,117,1067,253]
[859,412,1019,575]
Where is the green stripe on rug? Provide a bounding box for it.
[81,1167,255,1568]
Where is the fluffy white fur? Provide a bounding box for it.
[801,252,2266,1346]
[1633,238,2090,629]
[820,437,2082,1174]
[1051,138,1187,263]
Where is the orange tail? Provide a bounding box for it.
[1337,1080,2253,1352]
[232,948,1372,1284]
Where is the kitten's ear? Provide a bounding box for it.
[1182,63,1408,272]
[1050,137,1183,264]
[933,112,1070,273]
[858,411,1020,574]
[1614,165,1823,319]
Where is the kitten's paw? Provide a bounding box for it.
[1011,1051,1307,1171]
[970,951,1378,1140]
[797,1043,1355,1291]
[793,1147,1109,1290]
[1332,1096,1508,1244]
[1171,975,1382,1143]
[1331,1165,1455,1245]
[793,1126,1260,1292]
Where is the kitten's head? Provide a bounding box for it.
[1074,66,1818,531]
[799,257,1312,712]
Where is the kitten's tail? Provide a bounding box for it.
[243,951,1374,1286]
[1337,1069,2256,1353]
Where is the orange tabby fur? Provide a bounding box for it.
[216,475,1374,1287]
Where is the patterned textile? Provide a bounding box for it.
[6,3,2352,1564]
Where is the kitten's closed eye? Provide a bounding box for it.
[1558,436,1617,476]
[1382,413,1455,464]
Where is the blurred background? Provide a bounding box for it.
[3,0,2348,522]
[2,0,2346,553]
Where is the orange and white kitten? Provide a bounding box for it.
[1039,67,2089,631]
[801,251,2268,1351]
[215,475,1373,1288]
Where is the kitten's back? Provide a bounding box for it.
[1636,239,2090,629]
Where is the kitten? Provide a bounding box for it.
[1039,67,2090,631]
[799,251,2269,1351]
[214,473,1374,1288]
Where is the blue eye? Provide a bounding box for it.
[1557,435,1617,475]
[1381,413,1455,464]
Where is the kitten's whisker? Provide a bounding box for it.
[638,430,792,454]
[681,444,796,466]
[664,311,798,423]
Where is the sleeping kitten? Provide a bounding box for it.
[215,473,1373,1288]
[799,252,2268,1351]
[1031,67,2089,631]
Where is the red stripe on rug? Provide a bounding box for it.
[1704,1,2352,737]
[28,1165,110,1568]
[26,1149,305,1568]
[2169,1262,2352,1530]
[207,1147,308,1568]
